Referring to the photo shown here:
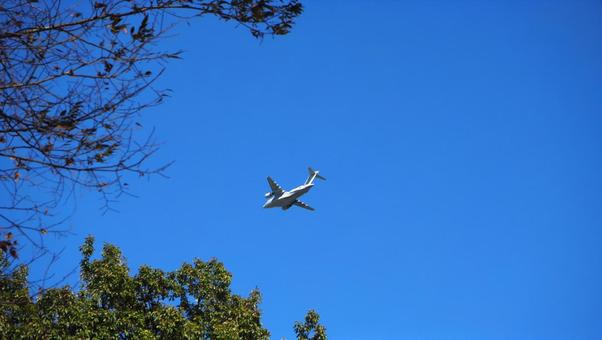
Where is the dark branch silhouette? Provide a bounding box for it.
[0,0,303,265]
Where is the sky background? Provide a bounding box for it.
[26,1,602,339]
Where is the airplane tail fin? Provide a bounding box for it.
[305,167,326,184]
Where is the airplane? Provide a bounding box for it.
[263,167,326,211]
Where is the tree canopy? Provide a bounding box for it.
[0,3,320,338]
[294,309,327,340]
[0,236,326,339]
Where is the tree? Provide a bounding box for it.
[294,309,327,340]
[0,236,325,339]
[0,0,303,259]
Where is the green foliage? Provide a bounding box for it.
[0,237,326,339]
[294,309,327,340]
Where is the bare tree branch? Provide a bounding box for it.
[0,0,303,266]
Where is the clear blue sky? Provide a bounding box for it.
[33,1,602,339]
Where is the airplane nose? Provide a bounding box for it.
[263,196,275,208]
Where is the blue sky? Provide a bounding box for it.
[29,1,602,339]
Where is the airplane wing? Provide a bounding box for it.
[267,177,285,196]
[293,200,315,211]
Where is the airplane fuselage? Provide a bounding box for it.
[263,183,313,209]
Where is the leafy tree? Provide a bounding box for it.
[0,0,303,258]
[0,236,325,339]
[294,309,327,340]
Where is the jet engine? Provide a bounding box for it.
[264,192,273,198]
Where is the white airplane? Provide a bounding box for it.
[263,167,326,211]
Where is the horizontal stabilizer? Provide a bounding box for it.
[305,167,326,184]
